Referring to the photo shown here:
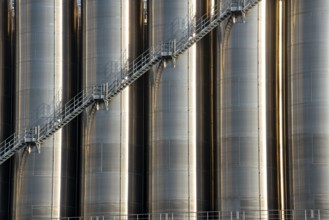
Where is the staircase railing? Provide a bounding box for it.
[0,0,261,165]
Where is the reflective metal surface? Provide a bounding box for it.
[286,0,329,215]
[219,0,279,214]
[81,0,145,216]
[148,0,214,214]
[0,0,13,219]
[13,0,77,219]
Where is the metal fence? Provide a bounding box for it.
[53,210,329,220]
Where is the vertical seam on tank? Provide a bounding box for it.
[149,94,152,218]
[221,15,234,212]
[51,0,55,218]
[210,0,215,210]
[151,62,167,212]
[291,0,296,210]
[149,0,153,214]
[187,0,191,215]
[293,0,300,211]
[15,2,20,218]
[257,3,262,216]
[120,0,123,215]
[83,1,87,215]
[8,1,13,216]
[277,0,285,213]
[257,3,260,214]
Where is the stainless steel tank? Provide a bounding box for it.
[0,0,13,219]
[218,0,279,217]
[148,0,214,214]
[286,0,329,217]
[81,0,145,216]
[13,0,77,219]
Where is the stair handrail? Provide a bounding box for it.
[0,0,262,165]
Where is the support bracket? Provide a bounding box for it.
[161,40,176,68]
[24,126,41,154]
[93,83,110,110]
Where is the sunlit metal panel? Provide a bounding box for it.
[286,0,329,217]
[81,0,145,216]
[219,0,279,217]
[13,0,77,218]
[148,0,215,214]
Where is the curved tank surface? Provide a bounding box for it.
[148,0,214,214]
[0,0,13,219]
[13,0,77,218]
[286,0,329,217]
[219,0,279,217]
[81,0,145,216]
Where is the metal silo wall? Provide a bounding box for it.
[13,0,77,219]
[219,0,279,216]
[286,0,329,216]
[0,0,13,219]
[81,0,145,216]
[148,0,214,214]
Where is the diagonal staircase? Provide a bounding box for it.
[0,0,262,165]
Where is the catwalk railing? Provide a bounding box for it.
[0,0,261,165]
[52,209,329,220]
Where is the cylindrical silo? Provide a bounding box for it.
[286,0,329,217]
[81,0,145,216]
[148,0,214,214]
[0,0,13,219]
[12,0,77,219]
[219,0,279,217]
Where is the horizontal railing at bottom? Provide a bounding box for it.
[51,210,329,220]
